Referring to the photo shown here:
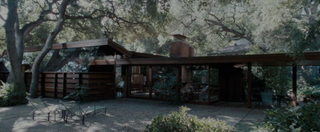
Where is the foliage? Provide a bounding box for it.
[263,103,320,131]
[153,66,180,104]
[63,84,89,103]
[0,81,28,106]
[1,0,172,98]
[145,106,233,132]
[252,66,291,94]
[191,66,209,84]
[298,85,320,100]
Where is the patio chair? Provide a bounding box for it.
[260,91,274,107]
[199,85,209,102]
[58,100,106,125]
[28,96,52,121]
[244,90,261,106]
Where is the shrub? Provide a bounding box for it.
[298,85,320,100]
[263,103,320,131]
[0,81,28,106]
[145,106,233,132]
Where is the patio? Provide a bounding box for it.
[0,98,266,132]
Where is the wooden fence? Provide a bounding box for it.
[0,72,116,101]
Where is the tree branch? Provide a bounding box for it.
[30,0,71,98]
[65,9,142,25]
[0,14,5,21]
[205,18,247,39]
[21,0,58,36]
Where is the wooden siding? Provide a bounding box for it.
[0,72,115,101]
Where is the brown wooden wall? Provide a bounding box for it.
[0,72,115,101]
[219,65,244,102]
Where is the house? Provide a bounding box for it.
[1,36,320,108]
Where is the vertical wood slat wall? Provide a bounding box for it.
[0,72,115,101]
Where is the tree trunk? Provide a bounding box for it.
[29,0,71,98]
[5,0,26,91]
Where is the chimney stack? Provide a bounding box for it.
[170,34,194,57]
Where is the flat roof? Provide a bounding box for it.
[114,51,320,66]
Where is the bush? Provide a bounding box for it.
[298,85,320,100]
[145,106,233,132]
[263,103,320,131]
[0,81,28,106]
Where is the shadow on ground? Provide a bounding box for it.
[0,98,267,132]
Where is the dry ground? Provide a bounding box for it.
[0,98,266,132]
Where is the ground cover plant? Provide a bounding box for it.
[263,103,320,131]
[146,106,233,132]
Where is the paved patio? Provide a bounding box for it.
[0,98,266,132]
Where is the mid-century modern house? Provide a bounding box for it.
[1,35,320,108]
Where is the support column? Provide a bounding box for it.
[63,73,66,97]
[176,65,182,102]
[208,65,211,103]
[147,66,153,98]
[124,66,129,98]
[247,63,252,109]
[41,73,45,97]
[292,65,297,107]
[54,73,57,99]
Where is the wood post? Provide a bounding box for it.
[292,65,298,107]
[147,66,152,98]
[208,65,211,103]
[177,65,182,102]
[54,73,57,99]
[247,63,252,109]
[125,66,129,97]
[63,73,66,97]
[41,73,45,97]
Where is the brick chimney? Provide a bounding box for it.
[170,34,194,57]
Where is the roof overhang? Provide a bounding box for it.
[23,38,132,57]
[131,51,167,58]
[115,51,320,66]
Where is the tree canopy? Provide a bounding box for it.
[1,0,320,56]
[165,0,320,56]
[1,0,172,97]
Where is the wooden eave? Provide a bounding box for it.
[23,38,132,58]
[131,51,167,58]
[114,51,320,66]
[107,41,132,57]
[91,59,115,65]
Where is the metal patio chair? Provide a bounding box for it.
[244,90,262,106]
[58,100,107,125]
[260,91,275,107]
[28,96,52,121]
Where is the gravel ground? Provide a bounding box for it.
[0,98,266,132]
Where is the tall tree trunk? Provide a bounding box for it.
[29,0,71,98]
[5,0,26,90]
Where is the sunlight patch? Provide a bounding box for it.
[0,107,11,113]
[12,117,35,132]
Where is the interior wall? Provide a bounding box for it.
[219,65,244,102]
